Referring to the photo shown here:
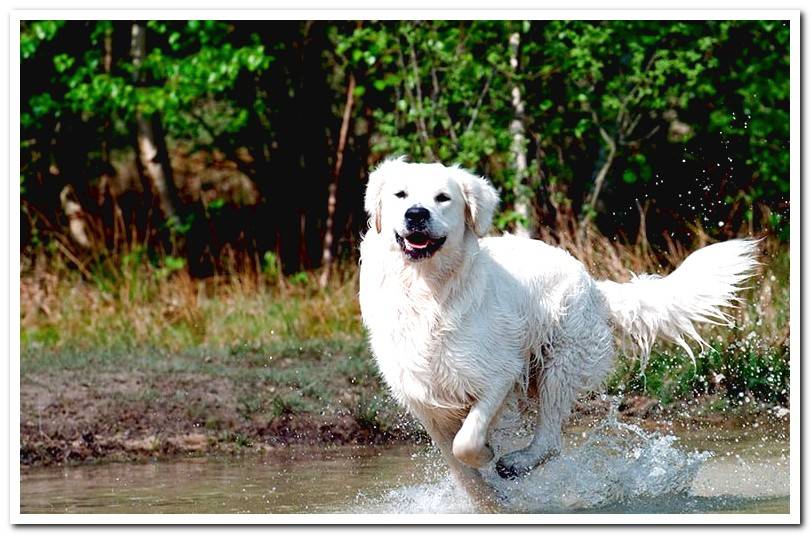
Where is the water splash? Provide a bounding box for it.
[488,404,712,512]
[355,399,712,513]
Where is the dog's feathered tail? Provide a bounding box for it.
[596,239,760,369]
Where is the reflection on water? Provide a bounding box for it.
[21,418,789,515]
[21,446,422,514]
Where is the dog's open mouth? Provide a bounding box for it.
[395,231,447,260]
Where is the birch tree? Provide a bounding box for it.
[130,21,181,222]
[508,30,532,238]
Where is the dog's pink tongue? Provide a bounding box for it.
[407,239,429,249]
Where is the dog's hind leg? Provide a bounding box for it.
[495,293,615,480]
[494,361,576,479]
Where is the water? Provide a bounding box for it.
[21,414,789,515]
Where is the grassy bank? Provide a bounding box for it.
[21,226,790,401]
[21,256,364,357]
[20,227,790,465]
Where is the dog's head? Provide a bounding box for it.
[364,157,499,261]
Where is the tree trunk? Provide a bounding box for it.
[100,23,113,165]
[97,23,115,208]
[582,121,617,224]
[130,22,180,223]
[508,31,532,238]
[60,184,92,249]
[319,72,356,289]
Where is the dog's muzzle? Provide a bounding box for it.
[395,230,447,260]
[395,205,446,260]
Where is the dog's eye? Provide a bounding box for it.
[435,193,451,203]
[395,190,407,199]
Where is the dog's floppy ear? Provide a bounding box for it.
[365,156,407,233]
[364,171,384,233]
[456,167,500,237]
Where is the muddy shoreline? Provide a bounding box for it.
[21,366,788,469]
[19,363,406,469]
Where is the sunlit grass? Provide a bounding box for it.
[20,220,789,407]
[20,257,363,360]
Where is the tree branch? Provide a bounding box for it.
[622,124,661,146]
[401,30,436,160]
[618,51,660,134]
[465,71,493,135]
[584,104,618,219]
[431,65,459,146]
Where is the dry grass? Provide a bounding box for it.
[20,212,790,404]
[538,213,789,351]
[20,252,363,356]
[532,209,790,404]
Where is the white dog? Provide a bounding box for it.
[358,157,757,510]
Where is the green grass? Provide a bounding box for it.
[21,254,364,361]
[20,233,790,410]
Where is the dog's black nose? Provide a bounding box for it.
[404,206,430,225]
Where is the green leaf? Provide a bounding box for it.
[164,256,185,271]
[207,198,225,211]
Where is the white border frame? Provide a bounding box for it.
[8,8,801,526]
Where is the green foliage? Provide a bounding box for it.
[269,394,306,419]
[155,255,186,279]
[20,20,64,59]
[21,19,789,252]
[710,21,790,204]
[333,21,518,206]
[608,341,789,407]
[288,272,309,286]
[262,251,282,281]
[166,214,194,235]
[21,20,275,162]
[353,394,395,433]
[327,20,789,232]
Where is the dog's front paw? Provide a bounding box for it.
[452,433,494,468]
[495,453,533,480]
[495,446,559,480]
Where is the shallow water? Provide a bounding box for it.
[21,415,790,515]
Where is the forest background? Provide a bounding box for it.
[19,20,790,463]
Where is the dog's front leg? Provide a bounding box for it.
[451,375,514,469]
[417,412,502,512]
